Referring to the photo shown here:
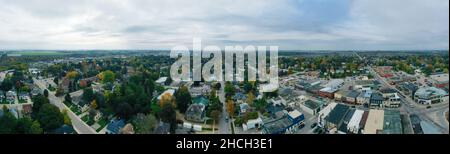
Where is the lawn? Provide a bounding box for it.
[0,99,8,104]
[69,105,82,116]
[96,118,108,132]
[18,99,27,104]
[81,115,89,122]
[48,86,56,92]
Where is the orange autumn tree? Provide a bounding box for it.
[159,93,176,108]
[226,99,235,118]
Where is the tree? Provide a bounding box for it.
[175,86,191,112]
[82,88,94,106]
[38,103,64,131]
[62,109,72,125]
[254,98,268,113]
[159,93,175,108]
[210,110,221,123]
[44,89,49,98]
[0,78,13,92]
[30,120,44,134]
[90,100,98,109]
[98,70,116,83]
[226,99,235,118]
[15,117,33,134]
[32,94,50,115]
[159,103,177,133]
[0,109,17,133]
[64,93,72,104]
[132,113,158,134]
[65,71,79,79]
[224,82,235,97]
[53,77,59,85]
[246,92,255,106]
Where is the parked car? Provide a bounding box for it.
[310,123,317,129]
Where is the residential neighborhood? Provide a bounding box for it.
[1,50,448,134]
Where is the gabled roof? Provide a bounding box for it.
[107,119,126,134]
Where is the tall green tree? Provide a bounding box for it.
[175,86,192,112]
[37,104,64,131]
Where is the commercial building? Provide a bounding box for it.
[299,100,324,115]
[414,87,448,105]
[429,73,449,89]
[347,110,365,134]
[262,110,305,134]
[363,109,384,134]
[382,110,403,134]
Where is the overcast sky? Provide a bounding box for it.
[0,0,448,50]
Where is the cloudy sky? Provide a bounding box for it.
[0,0,448,50]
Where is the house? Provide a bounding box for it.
[30,87,42,96]
[370,92,384,109]
[347,109,365,134]
[233,92,247,104]
[414,87,448,105]
[185,96,208,122]
[6,91,16,104]
[185,103,207,122]
[243,117,263,131]
[119,123,135,134]
[239,103,251,115]
[21,104,33,115]
[79,76,99,87]
[190,84,211,97]
[19,92,29,102]
[157,89,176,102]
[299,100,324,115]
[154,122,171,134]
[106,119,126,134]
[363,109,384,134]
[382,110,403,134]
[60,78,71,93]
[155,77,168,85]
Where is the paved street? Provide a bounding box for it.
[33,78,97,134]
[217,81,232,134]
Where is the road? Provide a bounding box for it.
[355,51,449,134]
[217,81,232,134]
[33,78,97,134]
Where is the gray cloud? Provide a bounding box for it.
[0,0,447,50]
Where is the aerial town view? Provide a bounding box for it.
[0,0,448,136]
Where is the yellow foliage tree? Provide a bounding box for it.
[159,93,176,108]
[65,71,78,79]
[246,92,255,106]
[91,100,98,109]
[226,99,235,118]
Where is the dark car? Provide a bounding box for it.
[310,123,317,129]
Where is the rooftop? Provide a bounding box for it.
[383,110,403,134]
[415,87,448,99]
[325,104,350,125]
[364,109,384,134]
[304,100,321,109]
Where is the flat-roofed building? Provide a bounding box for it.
[363,109,384,134]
